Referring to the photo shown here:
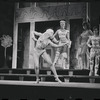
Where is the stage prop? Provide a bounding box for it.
[0,35,12,68]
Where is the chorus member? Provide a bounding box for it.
[87,26,100,76]
[78,22,93,69]
[53,20,71,69]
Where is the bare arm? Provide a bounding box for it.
[33,30,42,36]
[51,30,59,44]
[87,36,92,48]
[32,36,38,41]
[66,30,72,48]
[52,37,59,44]
[78,36,82,47]
[49,40,66,48]
[66,30,69,39]
[99,37,100,46]
[53,30,58,37]
[89,30,93,36]
[31,31,38,41]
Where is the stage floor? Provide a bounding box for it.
[0,80,100,100]
[0,80,100,89]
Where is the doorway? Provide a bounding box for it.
[70,18,83,69]
[17,22,30,68]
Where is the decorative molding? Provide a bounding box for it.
[15,3,86,22]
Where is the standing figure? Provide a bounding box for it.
[53,20,71,69]
[32,29,66,83]
[78,22,93,69]
[87,26,100,76]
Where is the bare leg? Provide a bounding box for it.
[81,45,88,69]
[89,52,95,76]
[95,56,99,76]
[61,52,67,69]
[34,52,40,83]
[62,45,68,69]
[42,52,62,83]
[86,50,90,69]
[81,54,86,69]
[53,51,60,66]
[89,60,94,76]
[34,67,40,83]
[89,55,95,83]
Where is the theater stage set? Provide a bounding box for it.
[0,2,100,100]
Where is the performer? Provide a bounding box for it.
[87,26,100,76]
[32,29,67,83]
[78,22,93,69]
[53,19,71,69]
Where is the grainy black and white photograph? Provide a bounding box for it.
[0,1,100,100]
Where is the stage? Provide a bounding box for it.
[0,68,100,83]
[0,80,100,89]
[0,80,100,100]
[0,69,99,100]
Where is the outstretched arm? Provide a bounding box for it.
[49,40,66,48]
[51,37,59,44]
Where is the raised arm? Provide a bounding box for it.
[33,30,42,36]
[31,31,38,41]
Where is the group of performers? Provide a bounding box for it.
[77,22,100,76]
[32,19,100,83]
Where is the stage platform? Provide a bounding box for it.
[0,80,100,100]
[0,68,100,83]
[0,69,100,100]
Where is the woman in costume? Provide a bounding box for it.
[87,26,100,76]
[78,22,93,69]
[32,29,67,83]
[53,20,71,69]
